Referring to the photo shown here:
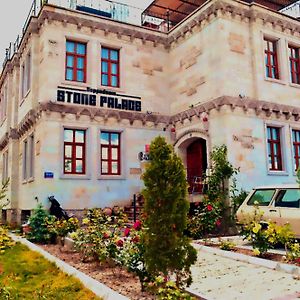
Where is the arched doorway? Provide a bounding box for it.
[186,139,207,193]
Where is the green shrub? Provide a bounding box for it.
[26,203,55,243]
[187,196,223,239]
[47,217,79,238]
[219,240,236,251]
[142,136,197,287]
[287,242,300,262]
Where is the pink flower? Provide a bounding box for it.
[206,204,213,211]
[116,239,124,247]
[133,220,142,230]
[215,219,222,227]
[124,228,130,237]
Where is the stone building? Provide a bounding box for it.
[1,0,300,223]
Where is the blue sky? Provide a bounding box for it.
[0,0,153,69]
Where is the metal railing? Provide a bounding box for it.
[2,0,143,69]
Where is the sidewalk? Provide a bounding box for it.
[188,243,300,300]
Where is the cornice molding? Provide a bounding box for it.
[5,96,300,142]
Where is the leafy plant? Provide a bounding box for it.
[239,206,295,256]
[219,239,236,251]
[72,208,128,264]
[142,136,197,287]
[286,242,300,262]
[0,178,10,211]
[0,226,15,253]
[26,203,55,243]
[147,276,196,300]
[230,178,248,214]
[47,217,79,238]
[186,196,222,239]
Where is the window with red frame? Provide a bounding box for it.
[267,126,283,171]
[292,129,300,171]
[64,129,86,174]
[65,41,86,82]
[264,38,279,79]
[100,132,121,175]
[101,48,119,87]
[289,46,300,84]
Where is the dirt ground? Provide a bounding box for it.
[39,244,155,300]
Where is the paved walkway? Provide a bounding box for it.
[188,247,300,300]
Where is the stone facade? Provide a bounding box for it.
[1,0,300,223]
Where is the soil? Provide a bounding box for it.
[39,244,155,300]
[197,242,300,266]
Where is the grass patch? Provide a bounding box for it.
[0,242,101,300]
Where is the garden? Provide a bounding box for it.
[0,137,300,299]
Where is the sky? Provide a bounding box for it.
[0,0,153,69]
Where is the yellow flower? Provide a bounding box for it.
[82,218,90,225]
[253,248,260,256]
[252,223,261,234]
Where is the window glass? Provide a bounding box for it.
[111,162,118,174]
[102,74,108,86]
[101,48,109,59]
[77,57,84,69]
[102,147,108,159]
[111,63,118,75]
[111,76,118,87]
[76,146,83,158]
[247,189,275,206]
[66,69,73,81]
[111,148,118,160]
[76,160,83,173]
[111,50,119,60]
[102,61,108,73]
[76,43,86,55]
[275,189,300,208]
[101,132,109,144]
[67,56,74,67]
[66,41,75,53]
[64,130,73,142]
[111,133,119,145]
[102,161,108,173]
[64,160,72,172]
[77,70,84,82]
[65,145,72,158]
[75,130,85,143]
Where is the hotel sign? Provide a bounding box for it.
[57,86,142,112]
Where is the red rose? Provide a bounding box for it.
[215,219,221,227]
[206,204,213,211]
[116,239,124,247]
[103,232,110,239]
[124,228,130,237]
[132,236,140,243]
[133,220,142,230]
[202,117,208,122]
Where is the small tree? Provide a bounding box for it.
[142,136,197,287]
[0,178,10,211]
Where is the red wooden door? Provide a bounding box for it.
[187,140,204,193]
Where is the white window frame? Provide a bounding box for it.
[98,127,126,180]
[264,122,289,176]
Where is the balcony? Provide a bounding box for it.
[2,0,143,69]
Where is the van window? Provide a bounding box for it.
[247,189,275,206]
[275,189,300,208]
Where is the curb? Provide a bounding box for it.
[10,234,129,300]
[192,243,300,276]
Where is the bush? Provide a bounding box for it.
[0,226,14,253]
[187,196,223,239]
[26,204,55,244]
[287,242,300,262]
[219,240,236,251]
[142,136,197,287]
[47,217,79,238]
[239,207,295,256]
[72,208,128,263]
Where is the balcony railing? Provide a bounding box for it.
[2,0,143,69]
